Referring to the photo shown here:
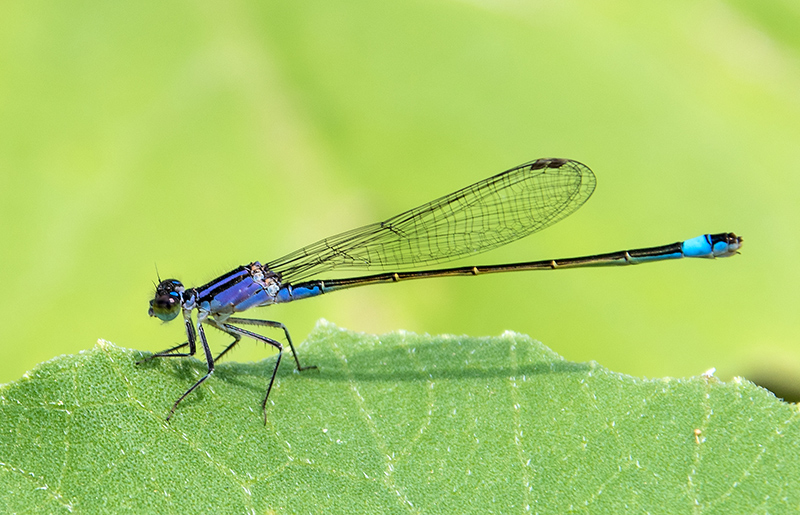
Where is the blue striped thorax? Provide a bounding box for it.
[149,263,286,324]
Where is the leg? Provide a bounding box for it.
[205,319,243,363]
[136,318,198,365]
[167,321,215,421]
[207,319,287,424]
[218,322,284,425]
[226,317,317,372]
[135,341,190,365]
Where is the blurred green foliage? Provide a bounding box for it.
[0,1,798,387]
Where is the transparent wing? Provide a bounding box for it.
[268,158,596,283]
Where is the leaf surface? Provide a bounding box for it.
[1,321,798,514]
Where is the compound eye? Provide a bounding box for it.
[149,279,184,321]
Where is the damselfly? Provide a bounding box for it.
[140,158,741,422]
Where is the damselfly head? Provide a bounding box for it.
[149,279,184,322]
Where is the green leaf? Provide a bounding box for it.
[1,320,798,514]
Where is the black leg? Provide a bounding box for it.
[145,317,301,423]
[167,321,215,421]
[218,322,284,425]
[225,317,317,372]
[136,318,197,365]
[135,341,190,365]
[206,322,242,364]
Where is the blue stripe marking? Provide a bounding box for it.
[275,285,323,303]
[681,235,713,258]
[712,239,730,255]
[233,288,270,311]
[197,269,249,298]
[199,276,270,312]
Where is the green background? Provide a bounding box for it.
[0,1,797,390]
